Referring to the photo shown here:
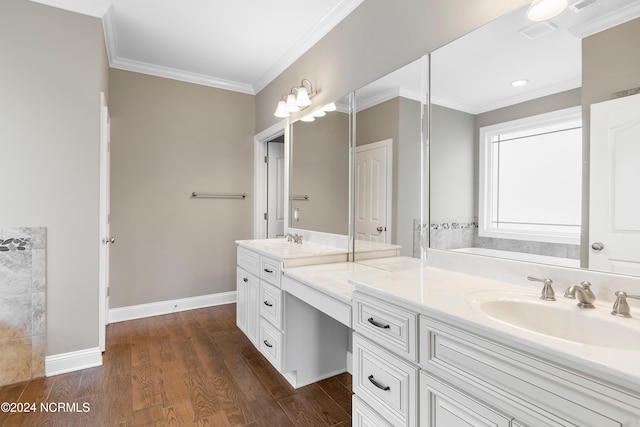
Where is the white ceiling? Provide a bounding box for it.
[32,0,364,94]
[356,0,640,114]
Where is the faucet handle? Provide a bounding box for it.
[527,276,555,301]
[611,291,640,317]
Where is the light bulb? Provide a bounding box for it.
[296,86,312,107]
[285,93,300,112]
[274,100,289,118]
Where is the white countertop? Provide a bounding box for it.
[282,256,424,304]
[236,238,347,259]
[347,258,640,389]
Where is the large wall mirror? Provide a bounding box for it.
[352,56,429,260]
[429,0,640,276]
[288,95,351,236]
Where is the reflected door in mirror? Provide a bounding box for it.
[356,140,392,242]
[589,93,640,276]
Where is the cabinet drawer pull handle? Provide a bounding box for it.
[264,268,274,273]
[367,317,390,329]
[263,301,273,307]
[263,340,273,348]
[368,375,390,391]
[243,277,248,283]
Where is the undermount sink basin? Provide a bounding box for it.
[467,291,640,350]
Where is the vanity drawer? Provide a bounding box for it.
[259,319,283,372]
[259,281,283,329]
[237,246,260,276]
[353,292,417,362]
[353,333,418,427]
[353,395,394,427]
[260,255,281,286]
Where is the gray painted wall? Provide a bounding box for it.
[290,112,350,235]
[108,69,255,308]
[0,0,108,355]
[356,97,422,256]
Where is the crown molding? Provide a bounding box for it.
[30,0,111,18]
[31,0,364,95]
[253,0,366,93]
[569,1,640,38]
[110,57,256,94]
[355,87,423,112]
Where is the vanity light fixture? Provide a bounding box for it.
[273,79,316,117]
[511,79,529,87]
[527,0,568,21]
[300,114,315,122]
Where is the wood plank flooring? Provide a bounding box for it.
[0,304,353,426]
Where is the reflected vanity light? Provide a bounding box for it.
[273,79,316,117]
[298,103,337,123]
[527,0,567,21]
[511,79,529,87]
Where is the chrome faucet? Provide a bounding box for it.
[284,233,303,244]
[564,281,596,308]
[611,291,640,317]
[527,276,556,301]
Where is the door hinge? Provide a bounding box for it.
[264,212,268,220]
[106,287,110,297]
[264,156,268,164]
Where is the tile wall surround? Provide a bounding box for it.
[429,218,580,259]
[0,227,46,387]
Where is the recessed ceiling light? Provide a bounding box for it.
[511,79,529,87]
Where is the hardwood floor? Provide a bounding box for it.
[0,304,353,426]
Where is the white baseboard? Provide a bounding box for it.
[108,291,237,323]
[46,347,103,376]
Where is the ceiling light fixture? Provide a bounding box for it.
[511,79,529,87]
[527,0,568,21]
[273,79,316,118]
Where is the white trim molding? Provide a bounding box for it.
[46,347,103,377]
[108,291,237,323]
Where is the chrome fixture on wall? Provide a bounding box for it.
[274,79,316,118]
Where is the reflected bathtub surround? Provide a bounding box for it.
[0,227,46,386]
[430,219,477,250]
[429,218,580,259]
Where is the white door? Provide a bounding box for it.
[98,92,112,352]
[589,93,640,276]
[356,139,392,242]
[267,141,285,238]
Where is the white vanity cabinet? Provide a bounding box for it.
[352,279,640,427]
[236,246,284,369]
[236,240,351,388]
[352,290,419,427]
[419,315,640,427]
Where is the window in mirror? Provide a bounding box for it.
[479,106,581,244]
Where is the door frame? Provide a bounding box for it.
[355,138,393,243]
[254,120,289,239]
[98,92,110,352]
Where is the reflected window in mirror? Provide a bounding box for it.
[478,106,582,245]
